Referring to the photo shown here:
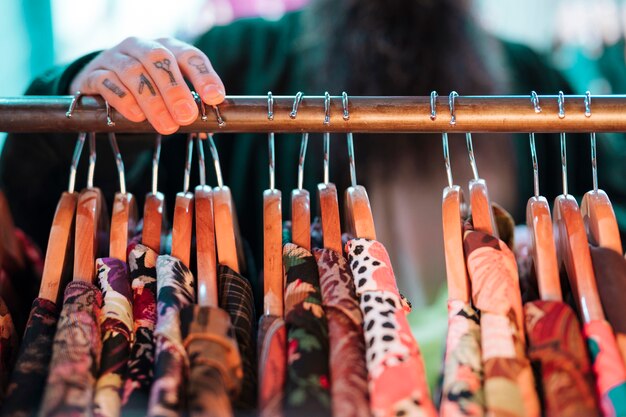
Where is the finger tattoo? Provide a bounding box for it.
[154,58,177,85]
[187,55,209,74]
[102,78,127,98]
[138,73,157,96]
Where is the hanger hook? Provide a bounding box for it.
[207,133,224,188]
[183,134,194,193]
[531,91,542,113]
[290,92,303,119]
[87,132,97,189]
[212,105,225,127]
[195,134,207,186]
[430,91,438,121]
[105,100,115,127]
[449,91,459,125]
[466,133,480,180]
[68,132,86,193]
[108,132,126,195]
[560,132,568,196]
[267,92,276,190]
[442,133,453,188]
[324,91,331,125]
[152,134,162,195]
[343,92,357,187]
[558,91,565,119]
[192,91,208,121]
[66,91,83,119]
[529,133,540,198]
[585,91,598,191]
[584,90,592,117]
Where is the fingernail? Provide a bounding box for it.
[155,110,178,134]
[173,99,197,123]
[202,84,225,102]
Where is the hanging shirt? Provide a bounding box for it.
[345,238,437,417]
[180,304,243,417]
[313,248,370,417]
[93,258,133,417]
[39,281,103,417]
[121,243,158,412]
[463,227,540,417]
[282,243,331,416]
[1,298,58,417]
[257,314,286,417]
[589,245,626,366]
[0,296,18,407]
[217,265,257,412]
[440,300,484,417]
[523,300,598,417]
[148,255,195,417]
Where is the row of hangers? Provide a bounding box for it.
[441,89,621,328]
[41,91,377,319]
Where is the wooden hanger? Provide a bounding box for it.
[290,95,311,250]
[171,135,194,268]
[74,132,109,283]
[526,125,561,301]
[206,133,242,273]
[264,98,284,316]
[194,135,218,307]
[38,132,85,302]
[553,127,604,323]
[142,135,166,254]
[318,93,343,253]
[343,93,376,240]
[108,133,138,262]
[579,94,623,253]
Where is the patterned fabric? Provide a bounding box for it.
[440,299,484,417]
[583,320,626,417]
[0,297,18,407]
[282,243,331,416]
[463,227,540,417]
[39,281,103,417]
[121,244,158,412]
[147,255,195,417]
[589,245,626,367]
[346,238,437,417]
[257,314,286,417]
[2,298,58,417]
[313,248,370,417]
[94,258,133,417]
[217,265,257,411]
[181,305,243,417]
[524,300,599,417]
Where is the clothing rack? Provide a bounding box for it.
[1,94,626,133]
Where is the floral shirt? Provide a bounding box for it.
[346,238,437,417]
[2,298,58,417]
[121,244,158,412]
[463,227,540,417]
[314,248,370,417]
[0,296,18,408]
[39,281,103,417]
[94,258,133,417]
[283,243,331,416]
[258,314,286,417]
[147,255,194,417]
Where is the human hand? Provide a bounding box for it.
[70,37,225,134]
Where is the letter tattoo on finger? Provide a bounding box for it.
[188,56,209,74]
[102,78,126,98]
[154,58,177,85]
[138,73,157,96]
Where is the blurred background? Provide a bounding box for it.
[2,0,626,145]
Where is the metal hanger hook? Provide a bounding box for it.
[324,91,331,125]
[586,91,598,191]
[441,133,453,188]
[66,91,83,119]
[531,91,542,113]
[183,134,194,193]
[152,134,162,195]
[212,105,225,127]
[558,91,565,119]
[207,133,224,188]
[430,91,438,120]
[87,132,97,189]
[68,132,86,193]
[108,132,126,195]
[585,90,592,117]
[560,132,568,196]
[105,100,115,127]
[466,132,479,180]
[343,92,357,187]
[267,91,274,121]
[268,92,276,190]
[195,134,207,186]
[449,91,459,125]
[342,92,350,121]
[192,91,208,121]
[290,92,303,119]
[529,133,540,198]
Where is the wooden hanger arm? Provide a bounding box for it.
[345,185,376,240]
[73,188,105,283]
[469,178,497,237]
[195,185,218,307]
[527,196,561,302]
[317,183,343,253]
[171,192,194,268]
[581,189,623,254]
[291,189,311,251]
[442,186,470,303]
[109,192,138,262]
[213,186,240,273]
[264,189,283,316]
[142,192,165,254]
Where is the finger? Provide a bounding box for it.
[81,69,146,123]
[96,53,180,135]
[158,38,226,106]
[118,38,198,125]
